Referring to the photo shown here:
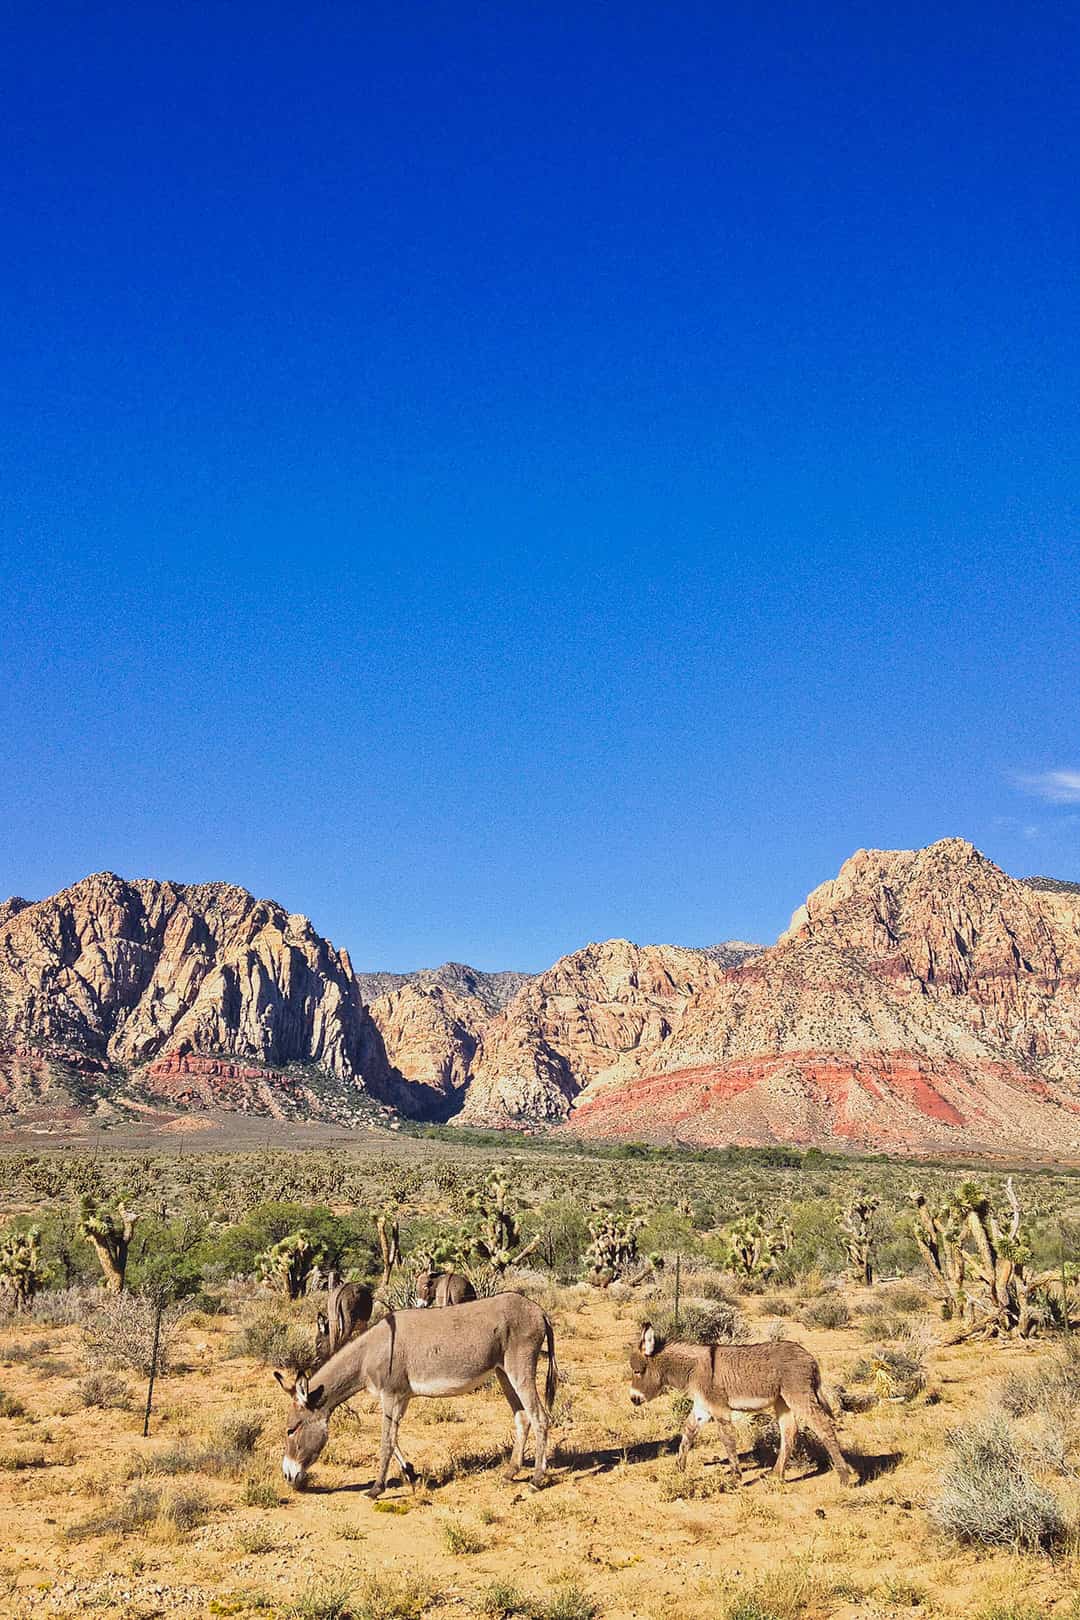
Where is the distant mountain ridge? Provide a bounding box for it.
[1021,875,1080,895]
[356,963,532,1014]
[3,846,1080,1156]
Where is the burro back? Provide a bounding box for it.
[315,1280,374,1365]
[413,1267,477,1308]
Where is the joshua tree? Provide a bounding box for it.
[584,1210,645,1286]
[0,1225,45,1312]
[841,1191,880,1286]
[467,1168,540,1275]
[911,1177,1057,1338]
[721,1210,791,1280]
[376,1204,401,1288]
[257,1230,328,1300]
[78,1195,137,1292]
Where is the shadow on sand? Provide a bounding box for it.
[301,1436,903,1495]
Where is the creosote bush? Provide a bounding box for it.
[82,1291,184,1377]
[644,1298,746,1346]
[230,1304,311,1370]
[73,1369,133,1410]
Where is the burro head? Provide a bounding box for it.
[413,1267,436,1307]
[629,1323,665,1405]
[273,1369,330,1486]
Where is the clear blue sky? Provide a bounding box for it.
[2,2,1078,970]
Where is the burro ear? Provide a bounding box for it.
[640,1323,657,1357]
[273,1369,296,1396]
[316,1311,329,1335]
[295,1375,325,1411]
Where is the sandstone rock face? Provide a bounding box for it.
[0,873,391,1122]
[358,963,536,1117]
[570,841,1080,1154]
[459,939,744,1126]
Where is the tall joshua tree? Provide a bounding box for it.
[840,1191,879,1286]
[78,1195,138,1292]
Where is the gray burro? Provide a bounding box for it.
[629,1323,856,1485]
[275,1292,558,1494]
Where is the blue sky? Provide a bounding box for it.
[2,2,1078,969]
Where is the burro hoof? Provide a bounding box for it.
[367,1484,384,1501]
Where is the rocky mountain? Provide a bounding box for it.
[0,873,391,1127]
[568,840,1080,1155]
[1022,875,1080,896]
[459,939,750,1126]
[4,843,1080,1156]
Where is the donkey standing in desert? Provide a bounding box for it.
[315,1279,374,1365]
[276,1292,558,1495]
[413,1267,477,1308]
[629,1323,856,1486]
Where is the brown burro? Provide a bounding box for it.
[413,1267,477,1308]
[629,1323,856,1486]
[275,1292,558,1495]
[315,1280,374,1365]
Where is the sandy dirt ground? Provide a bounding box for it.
[1,1286,1077,1620]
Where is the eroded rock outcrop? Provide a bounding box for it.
[0,873,391,1122]
[460,939,745,1125]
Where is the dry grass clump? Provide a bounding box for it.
[134,1410,265,1479]
[0,1335,55,1365]
[164,1485,212,1532]
[0,1386,26,1418]
[242,1474,282,1508]
[0,1445,47,1470]
[798,1293,850,1330]
[657,1456,731,1501]
[82,1292,186,1376]
[997,1340,1080,1418]
[929,1413,1069,1551]
[71,1369,133,1410]
[286,1571,440,1620]
[441,1515,486,1554]
[64,1481,212,1541]
[64,1483,163,1541]
[479,1582,599,1620]
[879,1282,928,1313]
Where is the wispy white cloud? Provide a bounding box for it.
[1015,768,1080,804]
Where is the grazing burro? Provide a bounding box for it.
[629,1323,856,1486]
[275,1292,558,1495]
[315,1279,374,1364]
[413,1267,477,1308]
